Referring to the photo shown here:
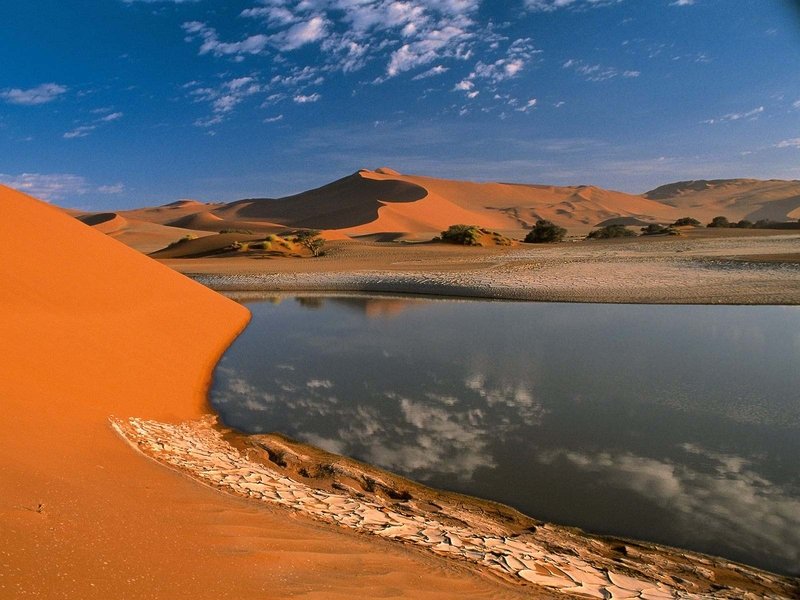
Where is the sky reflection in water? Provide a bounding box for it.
[211,295,800,575]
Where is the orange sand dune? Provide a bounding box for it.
[214,169,679,236]
[0,185,532,599]
[644,179,800,222]
[73,171,800,247]
[76,211,128,234]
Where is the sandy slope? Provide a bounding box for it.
[0,186,537,599]
[73,172,800,248]
[644,178,800,222]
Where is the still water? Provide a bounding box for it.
[211,295,800,575]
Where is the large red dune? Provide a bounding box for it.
[0,185,533,599]
[72,171,800,249]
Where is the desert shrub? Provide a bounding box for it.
[524,219,567,243]
[734,220,753,229]
[265,234,279,242]
[165,234,197,249]
[294,229,326,257]
[586,224,636,239]
[671,217,701,227]
[250,240,272,250]
[640,224,679,236]
[440,224,482,245]
[219,228,253,234]
[707,216,731,228]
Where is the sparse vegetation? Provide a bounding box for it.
[439,224,512,246]
[524,219,567,243]
[294,229,326,257]
[219,228,253,234]
[440,224,482,245]
[164,234,197,249]
[586,224,636,239]
[671,217,702,227]
[640,224,679,236]
[707,216,731,228]
[734,219,753,229]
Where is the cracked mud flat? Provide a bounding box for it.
[112,416,799,600]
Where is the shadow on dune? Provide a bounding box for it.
[216,171,428,230]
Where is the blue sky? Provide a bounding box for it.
[1,0,798,209]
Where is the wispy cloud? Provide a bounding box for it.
[63,107,125,139]
[1,83,67,106]
[525,0,623,12]
[0,173,123,202]
[775,138,800,149]
[702,106,764,125]
[293,92,321,103]
[188,76,262,127]
[563,58,639,82]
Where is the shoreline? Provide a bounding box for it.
[112,416,800,599]
[186,260,800,305]
[161,231,800,306]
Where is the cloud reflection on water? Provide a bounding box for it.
[538,444,800,573]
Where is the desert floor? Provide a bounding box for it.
[163,229,800,304]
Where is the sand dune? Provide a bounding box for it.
[71,172,800,249]
[77,211,128,234]
[644,179,800,222]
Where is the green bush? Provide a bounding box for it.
[219,228,253,234]
[250,240,272,250]
[586,224,636,239]
[524,219,567,243]
[640,224,679,236]
[671,217,702,227]
[440,224,482,246]
[707,216,731,228]
[165,234,197,249]
[294,229,326,257]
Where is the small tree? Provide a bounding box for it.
[524,219,567,243]
[295,229,326,257]
[440,224,481,245]
[707,216,730,228]
[734,219,753,229]
[586,224,636,239]
[640,224,678,236]
[672,217,701,227]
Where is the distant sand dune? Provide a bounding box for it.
[70,171,800,246]
[644,179,800,222]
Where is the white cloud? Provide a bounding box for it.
[1,83,67,106]
[293,92,321,103]
[0,173,122,202]
[670,0,694,5]
[525,0,623,11]
[273,15,328,51]
[191,76,263,127]
[63,125,97,139]
[100,111,124,122]
[412,65,449,80]
[776,138,800,149]
[792,100,800,110]
[563,58,635,82]
[702,106,764,125]
[263,114,284,123]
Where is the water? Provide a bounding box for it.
[211,295,800,575]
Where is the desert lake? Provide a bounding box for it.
[211,295,800,575]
